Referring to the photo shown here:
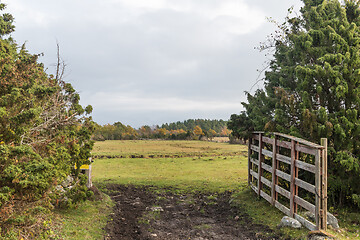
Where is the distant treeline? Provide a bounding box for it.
[160,119,227,133]
[93,119,231,141]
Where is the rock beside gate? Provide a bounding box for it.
[304,211,339,229]
[326,213,339,229]
[278,216,302,229]
[308,230,335,240]
[308,235,330,240]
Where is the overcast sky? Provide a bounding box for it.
[4,0,303,127]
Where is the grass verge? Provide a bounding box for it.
[53,194,113,240]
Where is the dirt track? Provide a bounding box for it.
[103,184,284,240]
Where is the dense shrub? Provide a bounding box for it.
[0,3,95,230]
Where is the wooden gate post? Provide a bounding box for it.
[257,133,263,197]
[315,148,321,229]
[248,137,252,185]
[321,138,328,230]
[271,134,277,205]
[290,140,296,217]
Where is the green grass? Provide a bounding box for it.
[331,209,360,239]
[92,140,248,192]
[93,155,247,192]
[92,140,246,158]
[54,194,113,240]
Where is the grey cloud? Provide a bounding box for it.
[5,0,303,126]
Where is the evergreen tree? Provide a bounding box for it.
[227,112,253,142]
[233,0,360,207]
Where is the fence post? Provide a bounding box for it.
[295,148,299,214]
[257,133,263,197]
[248,137,252,185]
[315,148,321,230]
[321,138,328,230]
[290,140,296,217]
[271,134,277,205]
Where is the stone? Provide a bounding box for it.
[150,206,164,212]
[327,212,339,229]
[304,211,315,222]
[61,175,74,188]
[304,211,339,229]
[308,235,328,240]
[308,230,335,240]
[278,216,302,229]
[54,185,65,193]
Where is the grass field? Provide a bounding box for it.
[92,140,247,192]
[60,140,359,240]
[92,140,244,158]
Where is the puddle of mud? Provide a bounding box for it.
[103,184,283,240]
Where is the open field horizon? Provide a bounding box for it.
[92,140,248,192]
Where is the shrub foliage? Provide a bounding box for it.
[0,3,95,225]
[228,0,360,208]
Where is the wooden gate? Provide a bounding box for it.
[248,132,328,231]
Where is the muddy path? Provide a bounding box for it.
[103,184,283,240]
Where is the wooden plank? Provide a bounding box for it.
[276,154,280,201]
[262,162,272,173]
[290,140,296,217]
[262,136,274,144]
[321,138,328,231]
[296,144,317,155]
[275,185,290,199]
[253,131,264,134]
[260,190,272,203]
[294,213,317,231]
[276,153,291,165]
[274,200,290,216]
[275,132,324,149]
[262,149,273,158]
[276,169,291,182]
[261,177,272,188]
[295,150,299,214]
[258,133,263,197]
[271,135,277,205]
[250,158,259,166]
[277,139,291,149]
[294,195,315,213]
[250,182,258,192]
[295,160,316,174]
[250,169,258,179]
[315,150,321,230]
[295,178,316,194]
[251,145,259,152]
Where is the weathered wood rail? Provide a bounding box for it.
[248,132,328,231]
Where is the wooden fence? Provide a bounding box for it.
[248,132,328,231]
